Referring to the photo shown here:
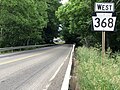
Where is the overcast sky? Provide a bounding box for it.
[61,0,69,4]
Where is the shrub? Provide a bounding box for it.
[76,46,120,90]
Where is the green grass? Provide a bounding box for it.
[76,46,120,90]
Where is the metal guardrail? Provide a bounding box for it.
[0,44,54,52]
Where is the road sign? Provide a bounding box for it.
[92,3,117,62]
[95,3,114,12]
[92,13,116,31]
[92,3,116,32]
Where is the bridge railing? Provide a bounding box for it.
[0,44,54,52]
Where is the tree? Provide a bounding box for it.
[0,0,48,47]
[56,0,96,46]
[56,0,120,50]
[43,0,61,43]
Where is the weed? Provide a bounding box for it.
[76,46,120,90]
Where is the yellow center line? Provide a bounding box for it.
[0,53,44,66]
[0,46,59,66]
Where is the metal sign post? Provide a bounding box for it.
[102,31,105,59]
[92,3,116,61]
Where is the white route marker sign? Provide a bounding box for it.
[92,3,116,31]
[92,13,116,31]
[95,3,114,12]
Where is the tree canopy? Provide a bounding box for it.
[56,0,120,50]
[0,0,61,47]
[43,0,61,43]
[0,0,120,51]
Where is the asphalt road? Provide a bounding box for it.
[0,44,72,90]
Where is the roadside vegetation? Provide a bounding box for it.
[76,47,120,90]
[56,0,120,51]
[0,0,61,47]
[57,0,120,89]
[1,0,120,89]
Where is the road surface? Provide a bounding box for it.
[0,44,73,90]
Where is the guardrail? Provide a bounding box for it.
[0,44,54,52]
[61,44,75,90]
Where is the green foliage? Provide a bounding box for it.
[76,47,120,90]
[0,0,48,47]
[56,0,120,50]
[43,0,61,43]
[0,0,61,47]
[56,0,101,45]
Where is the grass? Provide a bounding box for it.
[76,46,120,90]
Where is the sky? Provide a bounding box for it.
[61,0,69,4]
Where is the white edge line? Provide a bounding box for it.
[49,48,71,82]
[44,44,75,90]
[49,62,64,82]
[61,44,75,90]
[43,82,51,90]
[43,46,71,90]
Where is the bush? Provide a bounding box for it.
[76,46,120,90]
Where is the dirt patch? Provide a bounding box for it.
[69,56,80,90]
